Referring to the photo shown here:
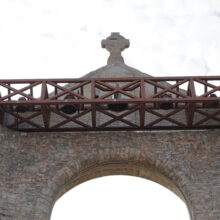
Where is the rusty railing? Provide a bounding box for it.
[0,76,219,131]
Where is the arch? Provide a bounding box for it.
[53,161,187,202]
[51,175,190,220]
[38,159,193,220]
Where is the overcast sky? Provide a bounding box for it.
[1,0,220,79]
[1,0,219,219]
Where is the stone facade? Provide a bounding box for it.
[0,126,219,220]
[0,33,219,220]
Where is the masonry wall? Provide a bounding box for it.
[0,125,219,220]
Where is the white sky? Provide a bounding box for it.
[1,0,220,79]
[1,0,219,219]
[51,176,190,220]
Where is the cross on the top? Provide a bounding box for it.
[101,32,130,65]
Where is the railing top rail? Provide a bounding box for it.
[0,75,219,83]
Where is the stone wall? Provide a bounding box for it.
[0,125,219,220]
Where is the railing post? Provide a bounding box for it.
[186,79,196,127]
[91,79,96,128]
[140,79,145,128]
[0,92,4,125]
[41,81,50,129]
[0,108,4,125]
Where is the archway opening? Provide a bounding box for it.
[51,175,190,220]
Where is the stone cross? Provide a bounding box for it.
[101,32,130,65]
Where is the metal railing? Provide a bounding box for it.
[0,76,219,131]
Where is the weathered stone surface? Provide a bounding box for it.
[101,32,129,65]
[0,127,219,220]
